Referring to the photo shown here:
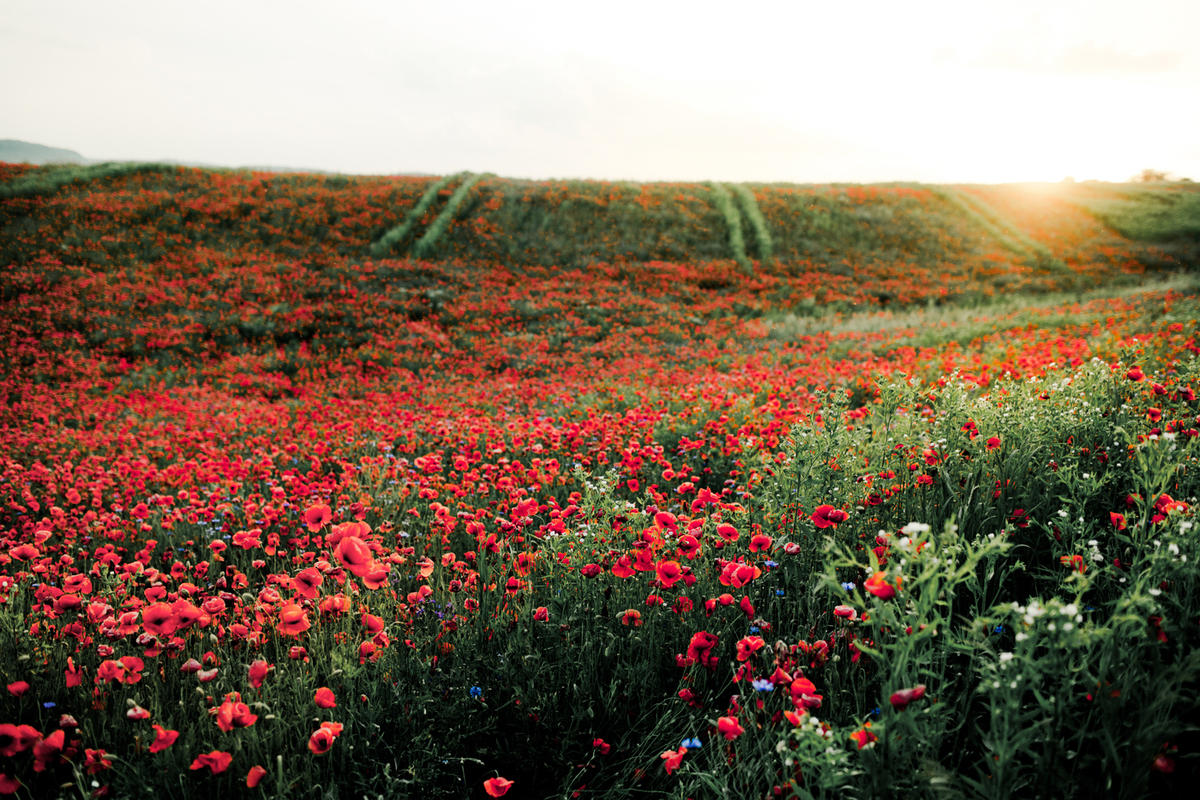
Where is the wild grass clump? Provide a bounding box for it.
[1076,185,1200,244]
[708,182,752,274]
[369,172,465,257]
[412,172,486,258]
[0,161,174,199]
[927,185,1065,271]
[729,183,774,265]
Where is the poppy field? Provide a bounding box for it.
[1,165,1200,798]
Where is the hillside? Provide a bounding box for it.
[0,139,87,165]
[1,164,1199,799]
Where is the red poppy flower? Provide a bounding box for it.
[308,727,336,755]
[717,716,744,740]
[304,503,333,532]
[315,687,337,708]
[483,776,514,797]
[864,571,897,599]
[676,534,702,560]
[889,684,927,710]
[610,555,635,578]
[8,542,39,561]
[277,603,311,636]
[85,748,113,774]
[850,726,877,749]
[1060,554,1087,574]
[811,505,848,529]
[248,659,271,689]
[686,630,718,665]
[655,559,683,588]
[246,765,267,788]
[533,606,549,621]
[620,609,642,626]
[749,534,773,552]
[789,676,823,709]
[190,750,233,774]
[6,681,29,697]
[0,773,21,794]
[0,724,41,757]
[660,746,686,775]
[215,692,258,732]
[735,635,766,662]
[334,536,376,578]
[715,523,739,542]
[149,725,179,753]
[142,602,178,636]
[32,728,65,770]
[292,567,323,600]
[986,436,1001,450]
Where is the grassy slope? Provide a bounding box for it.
[1,164,1200,799]
[3,164,1196,273]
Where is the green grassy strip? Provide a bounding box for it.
[1071,186,1200,243]
[369,171,465,257]
[411,172,486,259]
[728,183,774,265]
[707,181,753,274]
[925,185,1064,271]
[0,161,173,200]
[955,187,1061,264]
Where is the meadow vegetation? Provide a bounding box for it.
[0,164,1198,798]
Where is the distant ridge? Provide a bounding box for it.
[0,139,88,165]
[0,138,417,175]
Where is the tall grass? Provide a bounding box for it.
[0,162,174,199]
[926,185,1064,271]
[368,172,465,257]
[729,183,774,265]
[412,172,486,258]
[708,182,752,274]
[1073,185,1200,243]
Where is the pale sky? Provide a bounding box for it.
[2,0,1198,183]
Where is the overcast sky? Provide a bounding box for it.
[2,0,1198,182]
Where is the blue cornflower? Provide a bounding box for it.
[841,581,856,592]
[993,625,1005,634]
[42,701,56,709]
[775,589,786,597]
[748,626,760,634]
[752,678,775,692]
[469,686,483,699]
[681,737,702,749]
[764,560,779,568]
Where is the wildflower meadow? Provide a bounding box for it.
[1,165,1199,798]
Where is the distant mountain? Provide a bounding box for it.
[0,139,89,165]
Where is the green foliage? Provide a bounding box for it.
[0,161,174,199]
[707,182,753,274]
[925,185,1065,271]
[412,172,486,258]
[729,183,774,265]
[1076,185,1200,244]
[368,171,464,257]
